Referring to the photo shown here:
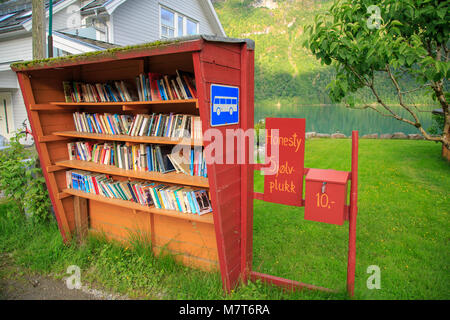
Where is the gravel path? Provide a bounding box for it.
[0,254,128,300]
[0,276,101,300]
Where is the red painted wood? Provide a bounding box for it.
[240,45,254,284]
[13,38,261,293]
[192,50,234,289]
[11,40,204,72]
[250,271,337,293]
[253,192,264,200]
[16,73,70,242]
[263,118,305,206]
[250,125,359,296]
[347,131,359,296]
[194,42,255,292]
[253,163,264,171]
[344,205,350,221]
[304,169,350,225]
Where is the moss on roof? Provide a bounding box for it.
[11,35,254,71]
[11,36,255,72]
[11,39,179,71]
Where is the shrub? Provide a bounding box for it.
[428,113,445,136]
[0,131,52,223]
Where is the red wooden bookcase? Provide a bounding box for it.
[12,36,255,292]
[13,35,359,296]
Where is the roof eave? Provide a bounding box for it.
[22,0,80,31]
[11,35,254,72]
[0,26,29,38]
[202,0,226,37]
[104,0,126,15]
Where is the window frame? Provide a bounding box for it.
[159,5,199,39]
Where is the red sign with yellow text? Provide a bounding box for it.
[263,118,305,206]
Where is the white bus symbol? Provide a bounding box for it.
[213,96,238,116]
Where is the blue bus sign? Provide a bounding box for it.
[210,84,239,127]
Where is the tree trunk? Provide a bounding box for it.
[443,128,450,161]
[32,0,46,60]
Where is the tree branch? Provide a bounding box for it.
[358,104,443,142]
[346,65,371,87]
[401,83,431,94]
[386,65,423,125]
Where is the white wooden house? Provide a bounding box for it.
[0,0,225,140]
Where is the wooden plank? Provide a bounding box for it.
[32,88,66,103]
[240,46,255,282]
[153,246,218,271]
[90,206,216,248]
[90,221,217,261]
[153,214,217,245]
[89,229,218,271]
[60,196,76,232]
[30,104,77,111]
[194,42,246,293]
[52,131,203,146]
[202,62,241,86]
[16,72,72,241]
[50,99,198,107]
[63,188,214,224]
[74,196,88,242]
[45,141,70,162]
[89,199,151,233]
[56,159,209,188]
[11,40,204,72]
[90,211,217,251]
[201,44,241,70]
[81,59,142,83]
[253,192,264,200]
[250,271,338,293]
[57,192,72,200]
[147,52,195,73]
[47,165,65,173]
[38,135,68,143]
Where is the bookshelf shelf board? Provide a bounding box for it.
[53,131,203,146]
[63,188,214,224]
[50,99,198,107]
[57,159,209,188]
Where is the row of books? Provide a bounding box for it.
[66,170,212,215]
[68,141,207,177]
[136,71,197,102]
[73,112,203,141]
[63,81,132,103]
[62,70,197,103]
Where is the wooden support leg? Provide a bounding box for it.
[74,196,88,243]
[347,131,359,297]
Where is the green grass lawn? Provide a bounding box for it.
[0,139,448,299]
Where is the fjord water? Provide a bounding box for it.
[255,102,435,136]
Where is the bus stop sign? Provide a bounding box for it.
[210,84,239,127]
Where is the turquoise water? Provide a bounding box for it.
[254,102,435,136]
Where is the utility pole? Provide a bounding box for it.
[48,0,53,58]
[32,0,46,60]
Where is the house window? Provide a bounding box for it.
[161,7,175,38]
[160,6,199,39]
[186,18,198,35]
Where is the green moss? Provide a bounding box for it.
[11,39,181,71]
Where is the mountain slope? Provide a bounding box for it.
[213,0,432,106]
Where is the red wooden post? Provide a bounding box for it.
[347,130,359,296]
[240,44,255,284]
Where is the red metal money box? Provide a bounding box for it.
[304,168,350,225]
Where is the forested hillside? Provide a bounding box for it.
[213,0,432,106]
